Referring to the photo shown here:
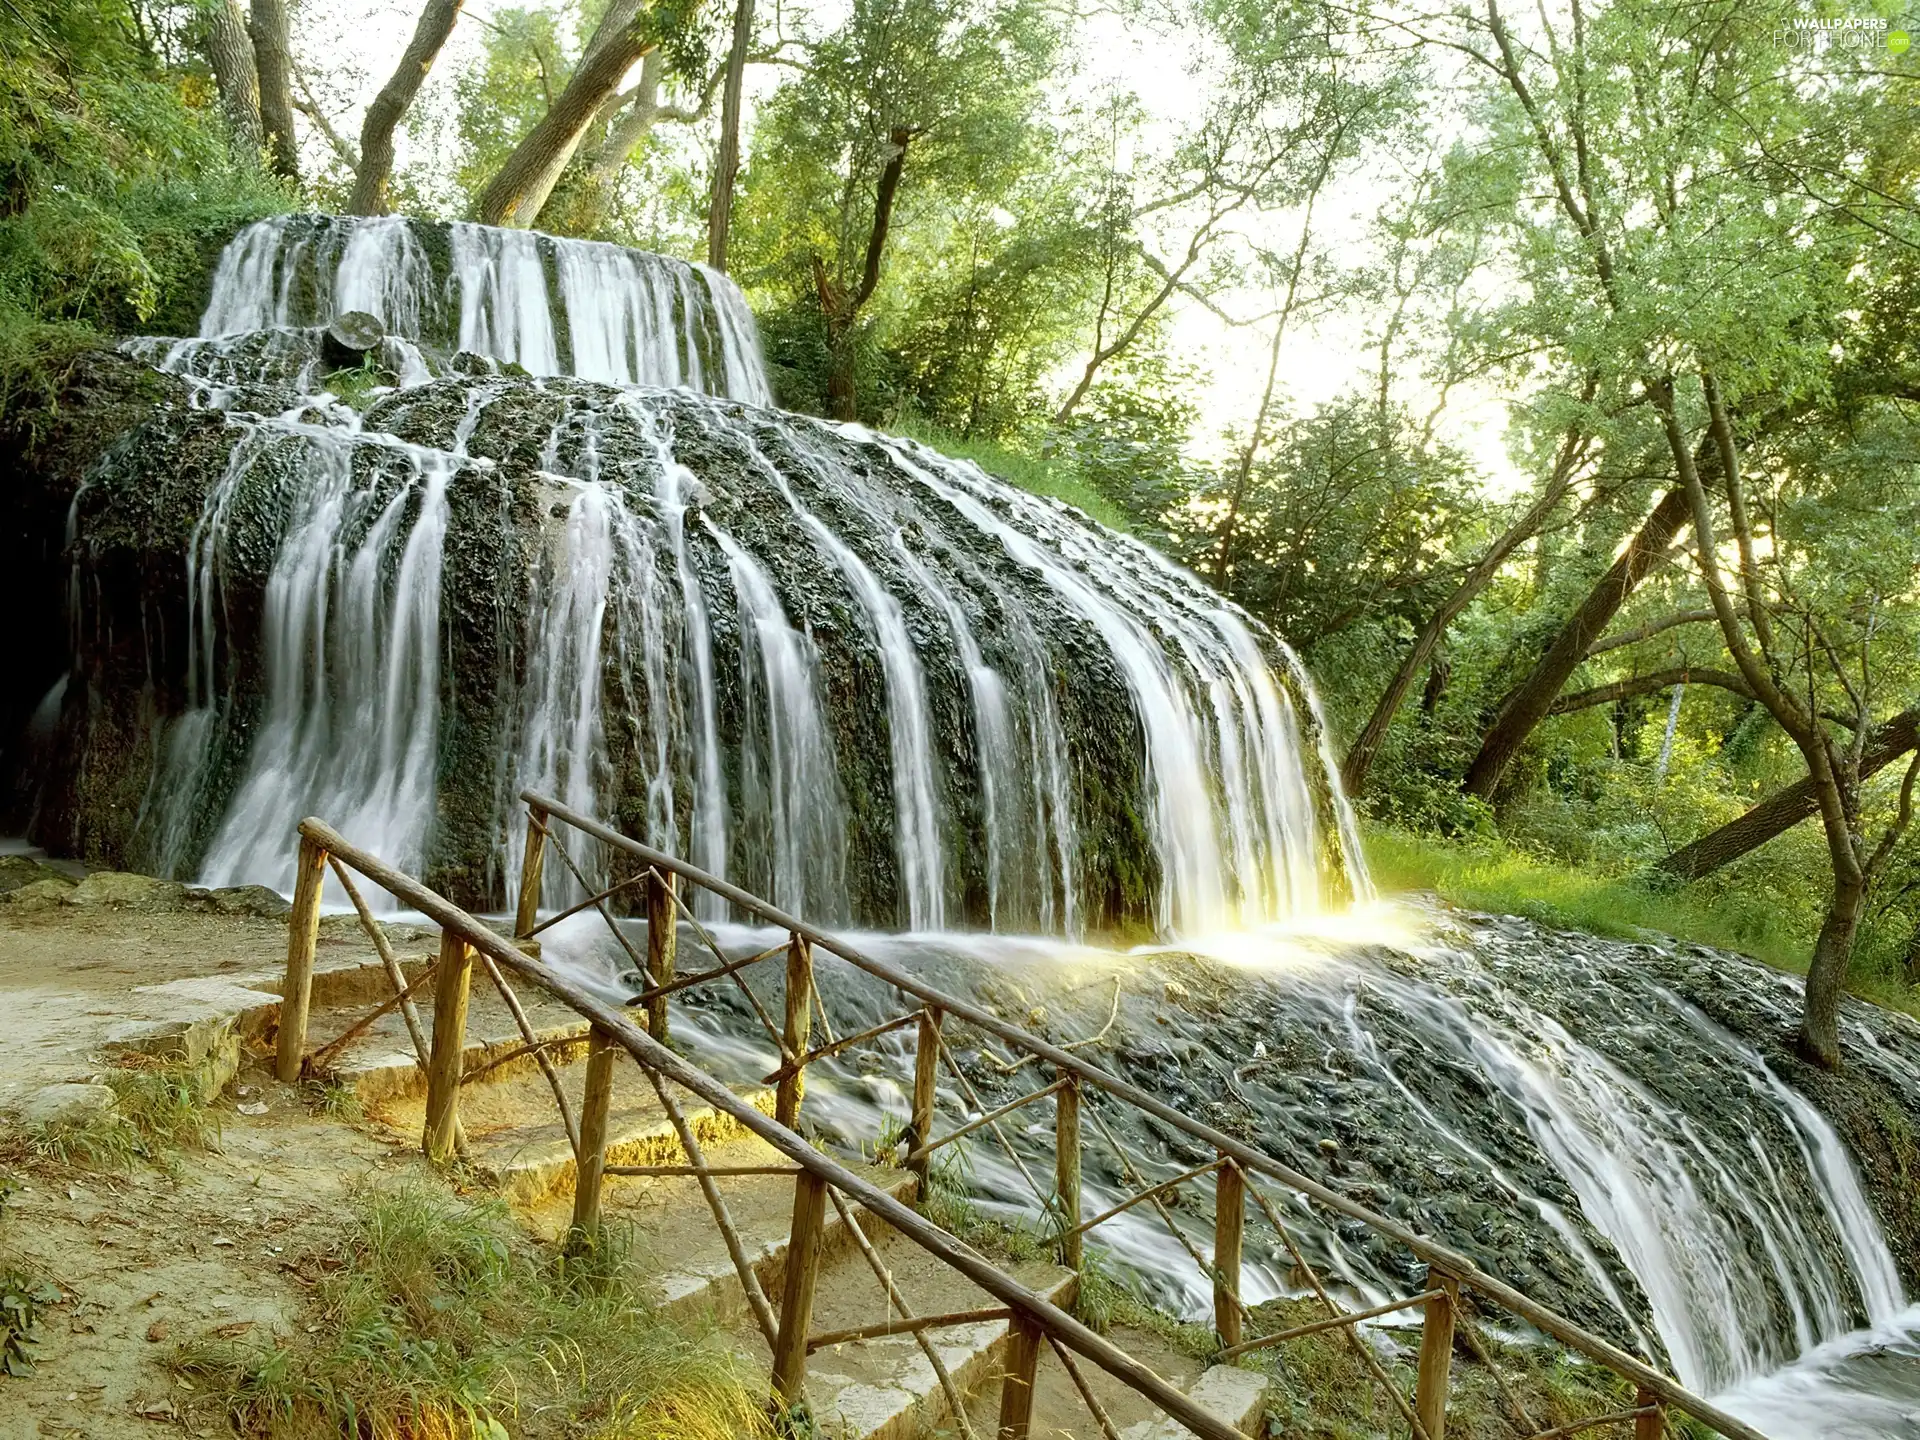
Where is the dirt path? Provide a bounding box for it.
[0,887,435,1438]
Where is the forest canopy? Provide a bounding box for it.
[3,0,1917,1063]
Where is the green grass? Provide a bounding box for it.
[5,1056,221,1173]
[1366,826,1920,1021]
[174,1183,767,1440]
[887,418,1136,534]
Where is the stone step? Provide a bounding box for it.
[744,1242,1081,1440]
[1118,1364,1271,1439]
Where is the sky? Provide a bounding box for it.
[293,0,1527,493]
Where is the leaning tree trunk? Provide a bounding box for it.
[250,0,300,179]
[1344,422,1586,797]
[1651,706,1920,883]
[1803,848,1867,1068]
[348,0,466,215]
[202,0,264,158]
[813,128,912,422]
[1463,483,1694,800]
[706,0,755,270]
[476,0,649,228]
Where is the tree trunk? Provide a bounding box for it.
[707,0,754,271]
[1651,707,1919,883]
[202,0,264,158]
[812,128,911,422]
[1802,861,1865,1068]
[1343,418,1588,796]
[1462,484,1693,799]
[249,0,300,179]
[348,0,466,216]
[475,0,649,228]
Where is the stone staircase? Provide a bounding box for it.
[295,950,1273,1440]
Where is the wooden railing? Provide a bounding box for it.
[273,793,1772,1440]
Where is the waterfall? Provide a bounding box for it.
[28,212,1920,1440]
[199,215,772,404]
[67,215,1365,934]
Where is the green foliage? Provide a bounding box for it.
[0,0,283,409]
[1188,397,1485,649]
[174,1183,768,1439]
[1,1269,59,1377]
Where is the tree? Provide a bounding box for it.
[739,0,1060,419]
[197,0,264,160]
[472,0,710,227]
[249,0,299,178]
[1423,0,1920,1061]
[706,0,754,269]
[348,0,467,215]
[1652,709,1920,884]
[1050,0,1371,426]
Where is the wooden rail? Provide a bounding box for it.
[270,794,1772,1440]
[507,792,1770,1440]
[283,815,1248,1440]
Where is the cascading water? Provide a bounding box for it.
[57,215,1363,936]
[533,903,1920,1437]
[202,215,772,403]
[30,214,1920,1440]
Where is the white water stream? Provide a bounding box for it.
[66,217,1920,1437]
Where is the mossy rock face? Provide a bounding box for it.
[5,345,1359,935]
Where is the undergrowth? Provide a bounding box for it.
[172,1183,768,1440]
[8,1055,220,1173]
[1366,827,1920,1023]
[887,418,1136,534]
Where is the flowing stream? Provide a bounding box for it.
[31,217,1920,1437]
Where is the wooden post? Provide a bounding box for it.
[771,1171,829,1402]
[1213,1157,1245,1350]
[1414,1267,1458,1440]
[996,1313,1043,1439]
[646,869,677,1042]
[276,836,329,1083]
[569,1024,618,1242]
[909,1007,942,1191]
[1634,1388,1665,1440]
[776,933,813,1128]
[1055,1073,1082,1270]
[514,803,548,953]
[422,930,474,1164]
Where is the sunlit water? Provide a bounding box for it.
[531,900,1920,1437]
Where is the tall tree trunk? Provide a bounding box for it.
[202,0,264,158]
[1651,706,1920,882]
[348,0,466,216]
[1343,414,1590,796]
[249,0,300,179]
[476,0,649,228]
[1654,370,1862,1069]
[1803,857,1866,1067]
[706,0,754,271]
[1462,483,1693,799]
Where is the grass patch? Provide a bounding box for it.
[887,419,1136,534]
[174,1183,767,1440]
[1366,826,1920,1022]
[6,1056,220,1173]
